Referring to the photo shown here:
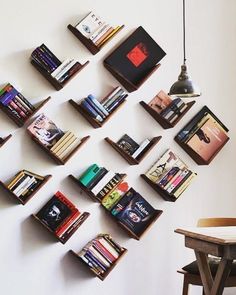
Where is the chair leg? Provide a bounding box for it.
[182,275,189,295]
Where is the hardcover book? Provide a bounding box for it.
[104,26,166,85]
[117,134,140,155]
[148,90,172,114]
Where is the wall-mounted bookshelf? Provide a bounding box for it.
[32,191,90,244]
[27,113,90,165]
[104,136,162,165]
[174,106,230,165]
[139,90,195,129]
[70,234,127,280]
[67,12,124,55]
[0,171,51,205]
[69,164,162,240]
[0,83,51,127]
[103,26,166,92]
[69,86,127,128]
[30,44,89,91]
[0,134,12,148]
[141,149,197,202]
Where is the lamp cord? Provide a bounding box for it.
[183,0,186,64]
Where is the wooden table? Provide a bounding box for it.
[175,227,236,295]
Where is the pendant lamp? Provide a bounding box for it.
[169,0,201,98]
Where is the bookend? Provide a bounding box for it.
[139,100,196,129]
[31,59,89,91]
[104,136,162,165]
[140,174,177,202]
[70,244,127,280]
[0,174,52,205]
[0,134,12,148]
[67,24,125,55]
[103,62,161,93]
[69,87,127,129]
[0,96,51,128]
[68,174,162,240]
[29,135,90,165]
[32,212,90,244]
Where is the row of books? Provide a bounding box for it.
[148,90,188,124]
[80,87,127,123]
[27,113,81,161]
[0,83,35,124]
[6,170,45,203]
[31,44,81,84]
[75,11,122,48]
[78,164,157,236]
[36,191,88,243]
[78,234,124,276]
[116,134,151,160]
[176,106,229,162]
[145,149,196,199]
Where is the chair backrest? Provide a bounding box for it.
[197,218,236,227]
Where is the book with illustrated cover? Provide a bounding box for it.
[148,90,172,114]
[75,12,104,38]
[104,26,166,85]
[186,116,229,162]
[27,113,64,148]
[117,134,140,155]
[116,188,156,236]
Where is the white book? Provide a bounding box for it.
[91,171,115,196]
[89,23,108,41]
[97,237,119,258]
[51,131,72,152]
[51,59,74,78]
[13,176,31,195]
[91,24,111,44]
[132,139,150,159]
[54,60,78,80]
[60,138,81,160]
[17,177,36,197]
[75,12,104,38]
[56,136,77,157]
[101,87,122,105]
[88,245,111,267]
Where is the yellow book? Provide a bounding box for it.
[50,131,72,152]
[56,135,77,157]
[173,173,196,198]
[98,26,121,47]
[23,170,44,181]
[7,171,24,189]
[52,133,75,154]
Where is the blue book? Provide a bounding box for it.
[106,95,127,113]
[85,251,107,272]
[81,100,103,122]
[0,88,18,105]
[87,94,109,116]
[85,97,106,119]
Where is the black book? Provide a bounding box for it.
[115,188,156,236]
[87,167,108,190]
[117,134,139,156]
[36,195,72,231]
[104,26,166,85]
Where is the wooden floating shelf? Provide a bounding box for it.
[30,135,90,165]
[0,175,52,205]
[32,212,90,244]
[139,100,196,129]
[69,95,127,129]
[31,60,89,91]
[0,134,12,148]
[67,24,125,55]
[70,246,127,280]
[103,62,161,93]
[0,96,51,128]
[140,174,177,202]
[104,136,162,165]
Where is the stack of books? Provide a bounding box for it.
[27,113,81,162]
[0,83,35,125]
[176,106,229,163]
[75,11,123,49]
[145,149,196,199]
[77,164,160,237]
[116,134,151,160]
[6,170,46,203]
[77,234,125,278]
[148,90,188,124]
[36,191,89,243]
[31,44,82,84]
[80,87,127,123]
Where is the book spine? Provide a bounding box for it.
[89,23,109,42]
[40,44,61,66]
[87,168,108,190]
[84,97,106,119]
[80,100,103,122]
[173,173,196,198]
[96,174,122,200]
[98,26,122,47]
[56,211,80,236]
[9,100,27,119]
[93,240,116,262]
[87,94,109,116]
[55,191,76,210]
[102,89,124,108]
[16,177,36,197]
[91,171,115,195]
[4,104,24,122]
[95,27,114,46]
[51,59,74,78]
[13,97,30,115]
[0,88,18,105]
[54,60,77,80]
[106,95,126,113]
[168,169,191,193]
[37,47,59,71]
[132,139,150,159]
[16,92,35,110]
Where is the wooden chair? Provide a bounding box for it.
[178,218,236,295]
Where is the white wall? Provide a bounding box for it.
[0,0,235,294]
